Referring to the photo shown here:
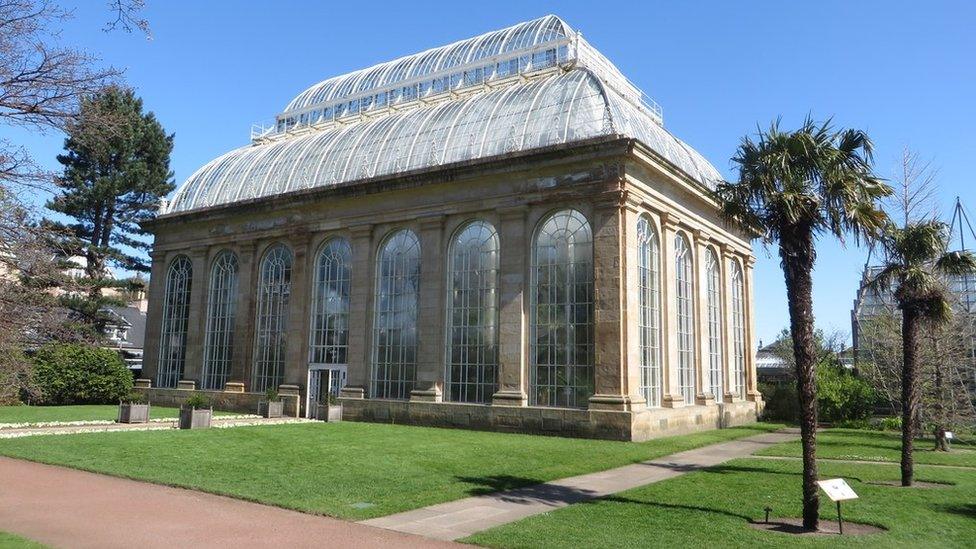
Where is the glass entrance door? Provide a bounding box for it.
[306,366,347,419]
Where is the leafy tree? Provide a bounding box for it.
[864,220,976,485]
[46,85,174,329]
[713,118,891,530]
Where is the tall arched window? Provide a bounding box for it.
[310,238,352,365]
[637,215,661,407]
[705,248,723,402]
[372,230,420,400]
[157,255,192,388]
[675,233,696,404]
[202,251,238,390]
[253,244,292,392]
[446,220,499,403]
[731,259,746,398]
[531,209,593,408]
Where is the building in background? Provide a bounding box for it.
[140,15,762,441]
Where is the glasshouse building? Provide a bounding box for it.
[140,15,763,441]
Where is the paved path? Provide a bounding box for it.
[0,457,458,549]
[752,454,976,470]
[0,417,309,439]
[362,430,798,540]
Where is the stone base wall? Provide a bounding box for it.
[339,398,759,442]
[135,387,301,417]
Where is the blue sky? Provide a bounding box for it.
[15,1,975,346]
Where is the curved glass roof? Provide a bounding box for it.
[165,17,720,215]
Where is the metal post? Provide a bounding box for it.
[837,501,843,535]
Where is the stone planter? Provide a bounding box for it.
[316,403,342,422]
[258,400,284,418]
[179,407,212,429]
[117,403,150,424]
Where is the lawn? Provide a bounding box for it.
[0,421,782,520]
[0,405,237,425]
[0,532,46,549]
[756,428,976,468]
[466,457,976,548]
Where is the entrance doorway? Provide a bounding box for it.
[307,365,347,419]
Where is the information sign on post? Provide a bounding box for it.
[817,478,858,534]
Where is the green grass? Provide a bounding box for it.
[466,457,976,548]
[0,421,781,520]
[0,532,46,549]
[0,405,237,425]
[756,428,976,468]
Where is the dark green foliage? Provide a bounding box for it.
[183,392,210,409]
[816,363,877,423]
[32,343,132,405]
[45,85,173,330]
[761,366,876,424]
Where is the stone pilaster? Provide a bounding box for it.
[341,224,372,399]
[181,247,209,384]
[492,206,529,406]
[744,256,763,403]
[659,212,685,408]
[412,216,446,402]
[693,231,714,407]
[720,246,738,404]
[229,241,256,391]
[589,193,644,411]
[141,249,167,385]
[283,232,311,390]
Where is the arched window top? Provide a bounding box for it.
[535,208,591,245]
[168,254,193,277]
[452,219,499,251]
[261,242,293,269]
[317,237,352,262]
[211,249,238,272]
[731,256,744,280]
[705,247,720,272]
[379,229,420,258]
[636,214,658,245]
[674,231,691,260]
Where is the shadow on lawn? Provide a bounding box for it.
[933,503,976,519]
[594,496,755,522]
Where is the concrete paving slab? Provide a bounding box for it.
[361,430,798,541]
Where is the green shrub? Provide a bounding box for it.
[32,343,132,405]
[264,388,279,402]
[184,392,210,409]
[816,364,876,423]
[759,382,799,422]
[878,416,902,431]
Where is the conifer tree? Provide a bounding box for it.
[46,85,173,330]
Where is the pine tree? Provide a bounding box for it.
[46,85,174,331]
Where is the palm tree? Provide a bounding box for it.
[713,118,891,530]
[865,220,976,486]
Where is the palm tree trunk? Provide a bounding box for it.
[901,306,921,486]
[780,228,819,531]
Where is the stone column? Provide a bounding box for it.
[492,207,529,406]
[659,212,684,408]
[283,231,311,390]
[229,241,256,391]
[720,245,738,403]
[141,249,168,385]
[341,224,373,399]
[693,231,715,407]
[589,195,643,411]
[744,256,763,402]
[412,216,446,402]
[181,246,209,385]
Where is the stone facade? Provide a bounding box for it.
[141,137,762,441]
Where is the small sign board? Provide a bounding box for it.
[817,478,858,501]
[945,431,954,440]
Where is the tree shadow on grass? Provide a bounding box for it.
[593,496,755,522]
[932,503,976,519]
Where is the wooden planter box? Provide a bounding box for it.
[316,403,342,422]
[179,407,212,429]
[117,403,150,424]
[258,401,284,418]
